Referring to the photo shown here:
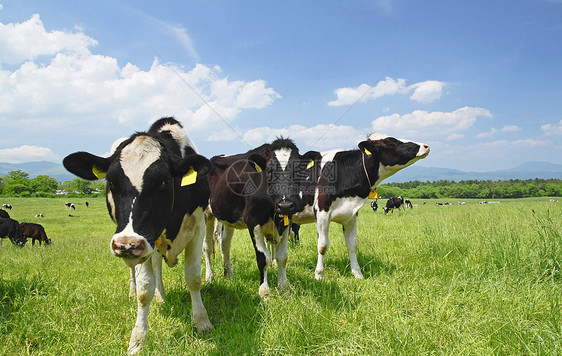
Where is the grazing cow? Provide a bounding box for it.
[63,117,212,354]
[384,196,405,214]
[292,133,429,280]
[405,199,413,208]
[203,138,308,298]
[85,201,89,207]
[289,223,301,244]
[0,218,25,247]
[35,213,44,218]
[65,202,75,210]
[2,204,13,210]
[0,209,10,219]
[370,200,378,212]
[20,222,51,245]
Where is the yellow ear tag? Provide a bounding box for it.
[306,160,314,169]
[181,167,197,186]
[369,190,378,199]
[364,148,372,156]
[155,235,164,247]
[92,165,106,179]
[253,162,263,173]
[283,215,289,226]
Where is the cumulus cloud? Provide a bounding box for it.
[501,125,521,132]
[541,120,562,135]
[371,106,492,138]
[0,145,58,163]
[328,77,445,106]
[476,127,498,139]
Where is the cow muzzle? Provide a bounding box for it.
[276,199,295,215]
[111,236,147,259]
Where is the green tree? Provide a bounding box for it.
[3,170,32,196]
[31,175,59,194]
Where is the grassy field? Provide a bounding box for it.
[1,197,561,355]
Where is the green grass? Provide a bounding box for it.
[1,197,561,355]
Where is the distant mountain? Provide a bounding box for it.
[1,160,562,184]
[386,161,562,183]
[0,161,73,182]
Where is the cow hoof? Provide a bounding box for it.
[259,285,270,299]
[352,270,364,279]
[154,290,165,304]
[314,270,324,281]
[194,318,213,334]
[223,267,233,279]
[127,328,145,355]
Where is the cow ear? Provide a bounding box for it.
[358,140,378,156]
[248,153,267,173]
[174,154,211,185]
[301,150,321,169]
[63,152,110,180]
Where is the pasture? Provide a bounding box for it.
[1,197,561,355]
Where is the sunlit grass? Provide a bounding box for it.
[1,197,561,354]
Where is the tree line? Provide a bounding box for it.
[377,178,562,199]
[0,170,104,197]
[1,169,561,199]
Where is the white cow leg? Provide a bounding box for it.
[151,252,166,303]
[343,215,364,279]
[184,216,212,332]
[220,226,235,278]
[275,229,290,292]
[315,212,331,280]
[128,267,136,299]
[127,259,155,355]
[203,215,215,283]
[252,225,271,298]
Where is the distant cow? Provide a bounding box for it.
[371,200,378,212]
[384,196,405,214]
[2,204,13,210]
[405,199,413,208]
[35,213,44,218]
[0,209,10,219]
[63,116,212,354]
[0,218,25,247]
[85,201,89,207]
[289,223,301,244]
[20,222,51,245]
[65,202,75,210]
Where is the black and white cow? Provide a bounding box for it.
[383,196,405,214]
[2,204,13,210]
[203,138,307,298]
[292,133,429,280]
[405,199,413,208]
[65,202,75,210]
[63,117,212,354]
[0,218,26,247]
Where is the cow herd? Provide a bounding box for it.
[59,116,429,354]
[0,207,51,247]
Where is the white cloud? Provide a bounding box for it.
[371,106,492,138]
[0,145,58,163]
[541,120,562,135]
[328,77,445,106]
[501,125,521,132]
[446,133,465,141]
[0,14,97,65]
[476,127,498,138]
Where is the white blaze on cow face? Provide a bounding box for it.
[274,148,292,171]
[120,136,162,192]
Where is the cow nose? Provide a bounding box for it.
[111,237,146,258]
[277,199,294,215]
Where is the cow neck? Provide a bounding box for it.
[362,152,373,188]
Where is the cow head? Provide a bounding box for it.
[63,133,210,268]
[264,138,306,218]
[358,133,430,187]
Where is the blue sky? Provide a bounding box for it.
[1,0,561,172]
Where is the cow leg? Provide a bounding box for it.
[152,252,166,303]
[203,214,215,283]
[274,229,290,292]
[127,259,155,355]
[129,267,136,299]
[342,215,364,279]
[251,225,270,298]
[183,210,212,332]
[315,211,331,281]
[219,226,235,278]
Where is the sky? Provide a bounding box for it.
[1,0,561,172]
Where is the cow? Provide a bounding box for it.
[370,200,378,212]
[405,199,413,208]
[384,196,405,214]
[85,201,89,207]
[2,204,13,210]
[203,138,307,298]
[35,213,45,218]
[63,117,213,354]
[65,202,75,210]
[291,133,429,280]
[0,218,26,247]
[289,223,301,244]
[0,209,10,219]
[20,222,51,245]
